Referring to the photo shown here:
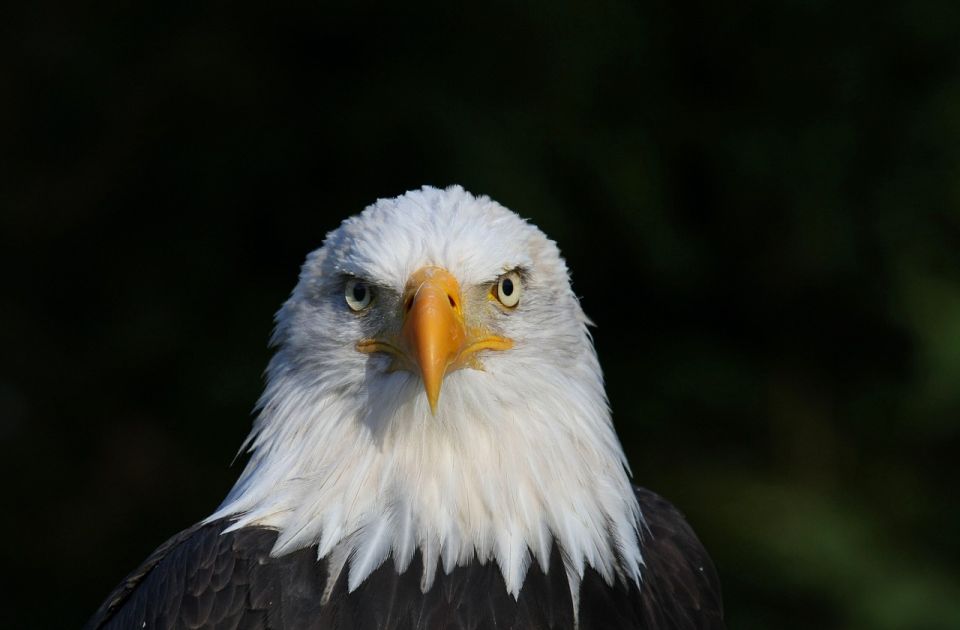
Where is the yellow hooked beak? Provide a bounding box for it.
[357,266,512,413]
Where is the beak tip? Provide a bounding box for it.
[426,386,440,415]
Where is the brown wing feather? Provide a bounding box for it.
[86,489,723,630]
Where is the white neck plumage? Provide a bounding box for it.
[209,338,643,612]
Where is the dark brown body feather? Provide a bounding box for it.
[87,487,723,630]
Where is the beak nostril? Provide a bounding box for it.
[405,296,414,313]
[448,295,456,309]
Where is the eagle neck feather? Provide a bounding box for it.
[209,344,643,604]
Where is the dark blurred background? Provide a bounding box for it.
[3,1,960,628]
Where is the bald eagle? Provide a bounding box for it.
[87,186,724,629]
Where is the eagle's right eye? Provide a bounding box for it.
[345,279,373,311]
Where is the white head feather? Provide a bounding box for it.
[208,185,643,607]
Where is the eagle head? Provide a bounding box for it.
[210,185,642,600]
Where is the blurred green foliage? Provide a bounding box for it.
[2,1,959,628]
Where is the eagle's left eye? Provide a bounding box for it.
[345,279,373,311]
[493,271,522,308]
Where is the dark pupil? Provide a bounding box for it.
[352,284,367,302]
[501,278,514,296]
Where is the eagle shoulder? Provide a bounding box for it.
[85,520,306,629]
[632,486,725,630]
